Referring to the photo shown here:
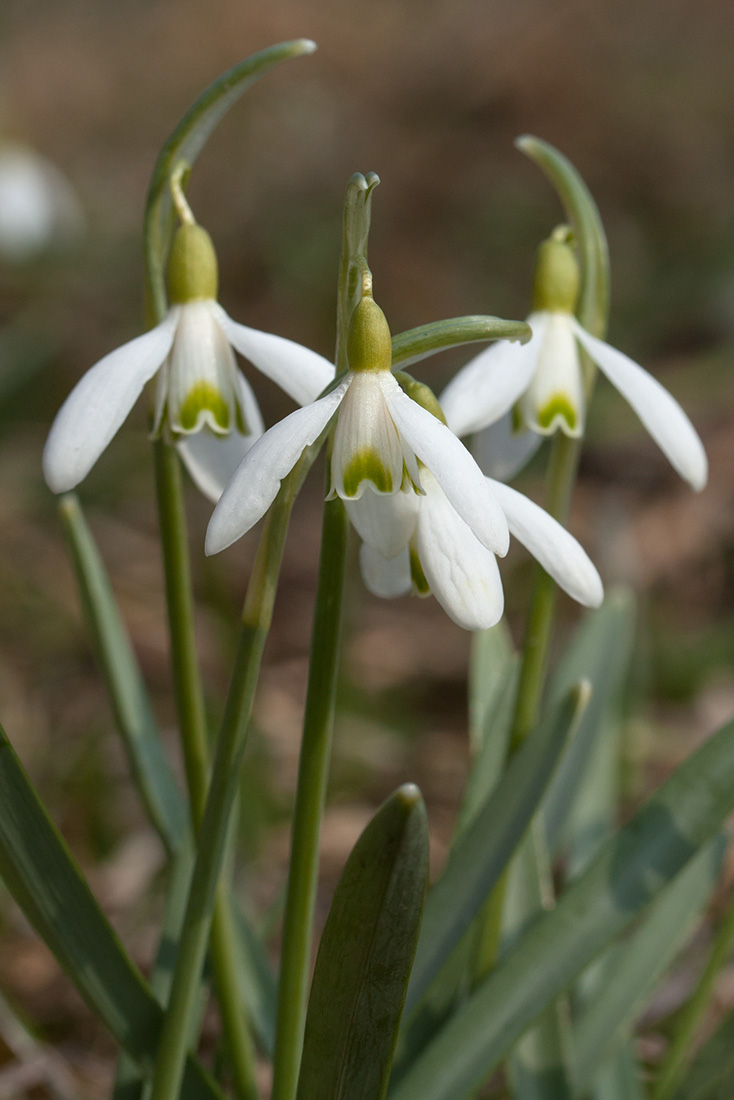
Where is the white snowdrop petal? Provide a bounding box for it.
[571,320,708,491]
[439,317,546,438]
[359,543,412,599]
[332,371,405,499]
[205,379,349,554]
[487,478,604,608]
[166,301,239,435]
[43,311,178,492]
[471,411,544,481]
[214,304,335,406]
[177,430,258,504]
[383,375,510,556]
[416,477,505,631]
[519,312,584,437]
[345,489,419,559]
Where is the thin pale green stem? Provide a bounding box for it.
[509,433,581,753]
[270,487,349,1100]
[653,897,734,1100]
[471,434,581,989]
[149,468,302,1100]
[152,437,260,1100]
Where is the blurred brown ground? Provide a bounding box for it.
[0,0,733,1095]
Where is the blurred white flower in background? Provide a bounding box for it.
[0,142,84,262]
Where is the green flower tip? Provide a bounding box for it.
[342,448,395,496]
[531,227,580,314]
[167,223,219,304]
[394,371,447,425]
[347,293,392,373]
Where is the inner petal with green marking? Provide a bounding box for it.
[178,381,231,433]
[341,448,395,497]
[537,394,578,434]
[409,543,430,596]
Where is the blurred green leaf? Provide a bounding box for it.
[502,823,574,1100]
[58,492,187,855]
[0,722,222,1099]
[574,837,724,1090]
[389,718,734,1100]
[591,1045,648,1100]
[671,1012,734,1100]
[468,620,517,757]
[542,590,636,859]
[402,683,588,1023]
[296,785,429,1100]
[143,39,317,323]
[391,316,530,370]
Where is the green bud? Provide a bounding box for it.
[347,294,392,373]
[393,371,447,424]
[167,223,219,304]
[531,227,580,314]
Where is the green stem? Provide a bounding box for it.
[270,489,350,1100]
[149,466,302,1100]
[470,434,581,991]
[509,433,580,753]
[653,897,734,1100]
[152,438,267,1100]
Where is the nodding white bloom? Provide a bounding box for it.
[440,229,708,492]
[206,292,511,559]
[347,394,603,631]
[43,222,334,496]
[0,142,84,262]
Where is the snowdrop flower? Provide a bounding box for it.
[206,289,510,559]
[348,379,603,631]
[43,220,334,496]
[0,141,84,262]
[440,228,708,491]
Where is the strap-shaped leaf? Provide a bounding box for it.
[543,590,636,858]
[0,723,222,1100]
[389,718,734,1100]
[573,837,724,1089]
[296,785,429,1100]
[143,39,316,322]
[671,1012,734,1100]
[402,683,589,1022]
[391,316,530,370]
[58,492,187,854]
[59,492,278,1058]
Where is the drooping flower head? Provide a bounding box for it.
[206,283,510,560]
[346,375,603,630]
[440,226,708,491]
[43,195,333,497]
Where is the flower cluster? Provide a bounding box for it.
[43,205,708,632]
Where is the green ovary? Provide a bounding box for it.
[178,382,230,432]
[342,449,394,496]
[537,395,577,433]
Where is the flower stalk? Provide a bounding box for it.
[149,461,306,1100]
[270,480,350,1100]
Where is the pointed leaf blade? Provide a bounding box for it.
[389,718,734,1100]
[296,785,429,1100]
[403,683,589,1022]
[0,723,222,1100]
